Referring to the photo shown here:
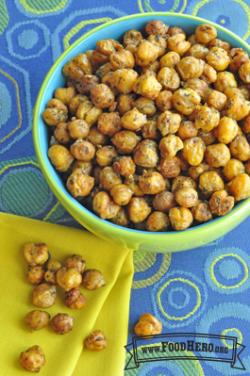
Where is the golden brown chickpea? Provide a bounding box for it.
[96,39,122,56]
[198,130,216,146]
[84,330,107,351]
[145,20,168,35]
[178,120,198,140]
[175,187,198,208]
[64,255,85,273]
[155,90,173,111]
[146,211,169,231]
[206,90,227,111]
[128,197,152,223]
[56,267,82,291]
[188,163,210,180]
[187,43,209,59]
[117,94,135,114]
[112,130,140,154]
[46,259,61,271]
[89,50,109,69]
[184,78,209,100]
[96,146,117,167]
[138,171,166,195]
[69,94,88,114]
[68,119,89,139]
[64,53,92,78]
[85,106,103,127]
[239,61,250,83]
[226,96,250,121]
[168,33,191,56]
[70,139,95,161]
[205,143,230,167]
[141,60,160,74]
[160,51,180,68]
[230,135,250,161]
[172,88,201,115]
[133,73,162,99]
[223,159,245,181]
[43,98,68,126]
[208,38,230,51]
[113,69,138,94]
[172,176,197,192]
[245,160,250,175]
[168,26,185,36]
[243,115,250,134]
[54,122,70,144]
[229,48,249,72]
[201,63,217,83]
[209,190,235,216]
[65,288,86,309]
[32,283,56,308]
[99,166,122,190]
[193,201,212,222]
[27,266,45,285]
[188,34,197,45]
[97,113,121,138]
[159,135,183,157]
[110,49,135,69]
[134,313,162,336]
[44,270,57,285]
[147,34,167,57]
[90,84,114,109]
[152,191,175,212]
[23,243,49,266]
[95,62,112,79]
[133,140,159,168]
[55,86,75,105]
[25,310,50,331]
[113,156,136,177]
[215,72,237,94]
[216,117,238,144]
[19,345,45,372]
[66,167,94,197]
[69,74,99,94]
[124,175,144,197]
[195,24,217,44]
[157,67,180,90]
[82,269,105,290]
[110,184,133,205]
[72,160,93,175]
[48,144,74,172]
[135,40,160,66]
[169,207,193,230]
[228,173,250,201]
[87,127,108,146]
[183,137,205,166]
[92,191,120,219]
[134,97,157,116]
[177,57,204,81]
[206,47,230,71]
[142,119,159,140]
[123,29,143,51]
[111,207,129,226]
[50,313,74,334]
[199,171,224,196]
[195,105,220,132]
[157,110,182,136]
[121,107,147,131]
[159,156,181,178]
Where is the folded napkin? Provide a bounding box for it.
[0,213,134,376]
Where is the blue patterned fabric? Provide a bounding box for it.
[1,1,250,375]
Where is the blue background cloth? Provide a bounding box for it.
[1,1,250,375]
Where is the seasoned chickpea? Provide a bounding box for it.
[96,39,122,56]
[145,211,169,231]
[72,161,93,175]
[142,119,159,140]
[111,207,129,226]
[63,53,92,78]
[159,156,181,178]
[133,73,162,99]
[169,207,193,230]
[128,197,151,223]
[177,57,204,81]
[23,243,49,266]
[193,201,212,222]
[159,135,183,157]
[64,255,85,273]
[110,184,133,205]
[19,345,46,372]
[124,175,144,197]
[168,26,185,36]
[50,313,74,334]
[172,88,201,115]
[99,166,122,190]
[138,171,166,195]
[113,69,138,94]
[48,144,74,171]
[112,130,140,154]
[172,176,196,192]
[209,190,235,216]
[142,60,160,74]
[123,29,143,51]
[199,171,224,196]
[152,191,175,212]
[54,122,70,144]
[183,137,205,166]
[90,84,114,109]
[195,105,220,132]
[65,288,86,309]
[66,169,94,198]
[201,63,217,83]
[145,20,168,35]
[223,159,245,181]
[121,108,147,131]
[157,67,180,90]
[133,140,159,168]
[68,119,89,139]
[70,139,95,161]
[110,49,135,69]
[90,50,109,68]
[134,97,157,116]
[239,61,250,83]
[175,187,198,208]
[44,269,57,285]
[230,135,250,161]
[92,191,120,219]
[85,107,103,127]
[135,40,160,66]
[178,120,198,140]
[187,43,209,59]
[32,283,56,308]
[96,146,117,167]
[157,110,181,136]
[25,310,50,331]
[84,330,107,351]
[245,160,250,175]
[69,74,99,94]
[87,127,108,146]
[216,117,238,144]
[228,173,250,201]
[147,34,167,56]
[206,47,230,71]
[160,51,180,68]
[243,115,250,133]
[82,269,105,290]
[208,38,230,51]
[55,86,75,105]
[27,266,45,285]
[215,72,237,94]
[69,94,89,114]
[188,163,210,180]
[226,96,250,121]
[198,130,216,146]
[205,143,230,167]
[168,33,191,56]
[188,34,197,45]
[47,259,61,272]
[229,48,249,72]
[56,267,82,291]
[184,78,209,100]
[195,24,217,44]
[42,99,68,126]
[206,90,227,111]
[134,313,162,336]
[117,94,135,114]
[113,156,135,177]
[155,90,173,111]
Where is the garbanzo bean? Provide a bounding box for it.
[134,140,159,168]
[147,34,167,57]
[157,67,180,90]
[208,38,230,51]
[226,96,250,121]
[70,139,95,161]
[228,173,250,201]
[195,105,220,132]
[188,163,210,180]
[205,143,231,167]
[92,191,120,219]
[69,74,99,94]
[110,49,135,69]
[159,135,183,157]
[82,269,105,290]
[68,119,89,139]
[97,112,121,136]
[113,156,136,177]
[153,191,176,212]
[23,243,49,266]
[187,43,209,59]
[56,267,82,291]
[183,137,205,166]
[111,207,129,226]
[229,48,249,72]
[146,211,169,231]
[155,90,173,111]
[65,288,86,309]
[206,90,227,111]
[99,166,122,190]
[172,88,201,115]
[43,99,68,126]
[113,69,138,94]
[110,184,133,205]
[135,40,160,66]
[215,71,237,93]
[157,110,181,136]
[168,26,185,36]
[50,313,74,334]
[145,20,168,35]
[67,169,94,197]
[117,94,135,114]
[90,84,114,109]
[124,175,144,197]
[169,207,193,230]
[223,159,245,181]
[175,187,198,208]
[209,190,235,216]
[27,266,45,285]
[216,117,238,144]
[239,61,250,83]
[25,310,50,331]
[128,197,152,223]
[184,78,209,100]
[230,135,250,161]
[206,47,230,71]
[96,39,122,56]
[177,56,204,80]
[195,24,217,44]
[123,29,143,50]
[111,130,140,154]
[168,33,191,56]
[172,176,197,192]
[55,86,75,105]
[245,160,250,175]
[54,122,70,144]
[142,119,159,140]
[133,72,162,99]
[19,346,46,372]
[193,201,212,222]
[134,313,162,336]
[121,107,147,131]
[84,330,107,351]
[159,156,181,178]
[32,283,56,308]
[87,127,108,146]
[242,115,250,133]
[96,146,117,167]
[199,171,224,196]
[139,171,166,195]
[160,51,180,68]
[201,63,217,83]
[134,97,157,116]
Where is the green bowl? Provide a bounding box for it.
[33,12,250,253]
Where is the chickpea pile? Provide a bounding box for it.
[43,20,250,231]
[20,242,106,372]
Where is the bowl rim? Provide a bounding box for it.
[33,11,250,238]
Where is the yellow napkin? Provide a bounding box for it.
[0,213,134,376]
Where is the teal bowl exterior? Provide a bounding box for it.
[33,12,250,253]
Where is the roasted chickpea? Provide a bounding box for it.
[99,166,122,190]
[133,140,159,168]
[228,173,250,201]
[172,88,201,115]
[155,90,173,111]
[42,98,68,126]
[145,20,168,35]
[84,330,107,351]
[47,259,61,272]
[206,90,227,111]
[208,38,230,51]
[54,122,70,144]
[82,269,105,290]
[63,53,92,79]
[23,243,49,266]
[229,48,249,72]
[135,40,160,66]
[76,98,93,120]
[67,169,94,198]
[70,74,99,94]
[56,267,82,291]
[199,171,224,196]
[239,61,250,83]
[206,47,230,71]
[32,283,56,308]
[178,120,198,140]
[55,86,75,105]
[216,117,238,144]
[188,34,197,45]
[133,73,162,99]
[96,39,122,56]
[205,143,230,167]
[245,160,250,175]
[110,49,135,69]
[243,115,250,133]
[48,144,74,172]
[72,161,93,175]
[25,310,50,331]
[159,135,183,157]
[124,175,144,197]
[195,24,217,44]
[142,119,159,140]
[134,313,162,336]
[27,266,45,285]
[110,208,128,226]
[65,288,86,309]
[113,156,136,177]
[86,106,103,127]
[226,96,250,121]
[198,130,216,146]
[184,78,209,100]
[159,156,181,178]
[160,51,180,68]
[177,57,204,81]
[50,313,74,334]
[44,269,57,285]
[157,110,181,136]
[134,97,157,116]
[70,139,95,162]
[169,207,193,230]
[168,26,185,36]
[201,63,217,83]
[187,43,209,59]
[215,72,237,95]
[145,211,169,231]
[113,69,138,94]
[121,108,147,131]
[117,94,135,114]
[195,105,220,132]
[172,176,197,192]
[168,33,191,56]
[223,159,245,181]
[109,184,133,206]
[193,201,212,222]
[87,127,108,146]
[229,135,250,161]
[142,60,160,74]
[188,163,210,180]
[64,255,85,273]
[67,119,89,139]
[111,130,140,154]
[209,190,235,216]
[92,191,120,219]
[90,84,114,109]
[157,67,180,90]
[152,191,175,212]
[96,146,117,167]
[138,171,166,195]
[69,94,89,114]
[183,137,205,166]
[128,197,151,223]
[175,187,198,208]
[19,346,45,372]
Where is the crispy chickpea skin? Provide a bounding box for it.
[90,84,115,109]
[193,201,212,222]
[159,135,183,157]
[84,330,107,351]
[112,130,140,154]
[134,313,162,336]
[195,105,220,132]
[178,120,198,140]
[206,90,227,111]
[157,67,180,90]
[157,110,181,136]
[92,191,120,219]
[223,159,245,181]
[142,120,159,140]
[199,171,224,196]
[32,283,56,308]
[99,166,122,190]
[42,99,68,126]
[177,57,204,81]
[50,313,74,334]
[153,191,176,212]
[68,119,89,139]
[82,269,105,290]
[64,255,85,273]
[121,108,147,131]
[139,171,166,195]
[56,267,82,291]
[155,90,173,111]
[205,143,231,167]
[159,156,181,178]
[27,266,45,285]
[135,40,160,66]
[239,61,250,83]
[110,184,133,205]
[55,86,75,105]
[187,43,209,59]
[169,207,193,230]
[67,169,94,198]
[134,140,159,168]
[113,156,136,177]
[195,24,217,44]
[48,144,74,172]
[216,117,238,144]
[65,288,86,309]
[209,190,235,216]
[113,69,138,94]
[54,122,70,144]
[134,97,157,116]
[206,47,230,71]
[25,310,50,331]
[228,173,250,201]
[97,112,121,137]
[146,211,169,231]
[175,187,198,208]
[172,88,201,115]
[183,137,205,166]
[70,139,95,161]
[96,146,117,167]
[168,33,191,56]
[134,73,162,99]
[19,345,46,372]
[230,135,250,161]
[128,197,152,223]
[23,243,49,266]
